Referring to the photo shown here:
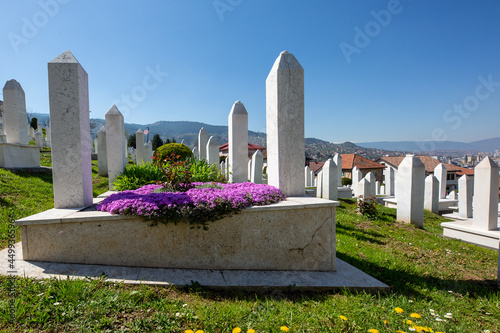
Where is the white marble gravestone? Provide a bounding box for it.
[352,166,362,198]
[135,129,144,164]
[97,126,108,177]
[251,150,263,184]
[105,105,125,189]
[266,51,304,196]
[434,163,448,199]
[228,101,248,183]
[424,175,439,214]
[322,159,338,200]
[3,79,28,145]
[396,155,425,227]
[458,175,473,219]
[206,136,219,166]
[48,50,92,209]
[305,165,311,187]
[198,127,208,161]
[384,166,395,197]
[472,157,499,230]
[333,153,342,188]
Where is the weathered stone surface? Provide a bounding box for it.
[48,50,93,209]
[266,51,305,196]
[34,131,43,148]
[305,166,311,187]
[384,166,395,196]
[0,143,40,168]
[322,159,338,200]
[472,157,499,230]
[357,177,370,199]
[352,166,362,198]
[396,155,425,227]
[144,142,153,163]
[333,153,342,188]
[228,101,248,183]
[2,79,28,145]
[17,197,339,271]
[366,172,376,196]
[434,163,447,199]
[192,146,198,159]
[96,126,108,177]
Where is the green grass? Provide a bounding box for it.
[0,170,499,332]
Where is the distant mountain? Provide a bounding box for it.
[358,138,500,153]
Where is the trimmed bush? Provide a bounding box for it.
[342,177,352,186]
[155,143,193,161]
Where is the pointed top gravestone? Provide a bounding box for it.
[434,163,447,199]
[198,127,208,161]
[266,51,304,196]
[105,105,125,189]
[251,149,263,184]
[135,128,144,164]
[472,157,499,230]
[228,101,248,183]
[3,79,28,145]
[97,126,108,177]
[396,154,425,227]
[322,159,338,200]
[352,166,362,198]
[206,136,220,166]
[333,153,342,187]
[458,174,473,218]
[48,50,92,208]
[424,175,439,214]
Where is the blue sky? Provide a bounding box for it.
[1,0,499,144]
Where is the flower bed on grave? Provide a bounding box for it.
[96,182,286,228]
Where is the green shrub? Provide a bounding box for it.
[187,158,226,183]
[342,177,352,186]
[155,143,192,161]
[112,163,164,191]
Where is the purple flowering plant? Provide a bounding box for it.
[96,182,286,228]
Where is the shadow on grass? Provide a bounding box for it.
[11,170,53,184]
[0,197,13,208]
[336,223,386,245]
[337,252,499,299]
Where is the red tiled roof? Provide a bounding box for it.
[219,142,265,151]
[342,154,385,170]
[309,161,325,173]
[455,166,474,176]
[378,155,461,173]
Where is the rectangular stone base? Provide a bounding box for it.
[0,143,40,168]
[17,196,339,271]
[441,219,500,250]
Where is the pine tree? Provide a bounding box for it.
[152,134,163,150]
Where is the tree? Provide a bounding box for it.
[165,138,171,144]
[152,134,163,150]
[30,117,37,130]
[172,137,177,143]
[128,133,136,148]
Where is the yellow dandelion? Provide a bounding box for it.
[383,320,389,325]
[368,329,379,333]
[395,307,405,313]
[280,326,290,332]
[410,313,422,319]
[396,331,406,333]
[247,330,256,333]
[339,315,348,321]
[407,319,413,325]
[195,331,204,333]
[185,331,194,333]
[233,328,242,333]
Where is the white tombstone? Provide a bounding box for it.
[424,175,439,214]
[192,146,198,159]
[266,51,304,196]
[351,166,362,198]
[37,124,43,134]
[93,137,98,154]
[380,185,386,195]
[396,155,425,227]
[434,163,448,199]
[333,153,342,187]
[206,136,219,166]
[446,191,458,200]
[30,127,35,138]
[135,129,144,164]
[458,174,473,218]
[220,161,226,176]
[144,141,153,163]
[472,157,499,230]
[45,125,51,147]
[96,126,108,177]
[316,171,323,198]
[310,170,315,187]
[305,165,311,187]
[375,181,381,195]
[366,172,376,197]
[247,159,252,181]
[198,127,208,161]
[228,101,248,183]
[123,135,128,169]
[384,166,395,196]
[48,50,92,208]
[105,105,125,189]
[357,178,371,199]
[130,148,136,163]
[34,131,43,148]
[322,159,338,200]
[251,150,264,184]
[3,79,28,145]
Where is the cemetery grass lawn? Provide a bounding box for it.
[0,196,499,331]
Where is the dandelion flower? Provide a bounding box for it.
[407,320,413,325]
[383,320,389,325]
[280,326,290,332]
[395,307,405,313]
[185,331,194,333]
[195,331,204,333]
[339,315,347,321]
[410,313,422,319]
[368,329,379,333]
[247,330,256,333]
[233,328,242,333]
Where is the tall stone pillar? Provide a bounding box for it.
[3,79,28,145]
[396,155,425,227]
[228,101,248,183]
